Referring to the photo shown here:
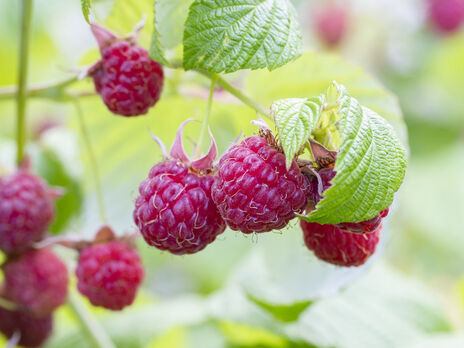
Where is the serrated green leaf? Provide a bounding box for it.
[301,83,407,224]
[183,0,303,73]
[271,96,324,169]
[81,0,91,23]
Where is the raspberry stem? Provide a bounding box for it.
[68,292,116,348]
[73,98,107,223]
[194,74,217,158]
[198,70,272,120]
[16,0,33,165]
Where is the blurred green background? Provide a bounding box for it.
[0,0,464,347]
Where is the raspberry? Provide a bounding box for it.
[212,136,310,234]
[92,40,164,116]
[314,4,348,47]
[76,241,144,310]
[301,220,380,267]
[3,249,68,317]
[134,161,226,254]
[336,208,389,233]
[0,170,55,254]
[0,306,52,347]
[428,0,464,33]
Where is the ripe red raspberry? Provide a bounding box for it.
[212,135,311,234]
[3,249,68,317]
[314,4,348,47]
[134,161,226,254]
[0,306,52,347]
[0,170,56,254]
[76,241,144,310]
[301,220,380,267]
[428,0,464,33]
[91,25,164,117]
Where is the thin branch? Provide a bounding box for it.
[73,98,107,223]
[194,74,217,158]
[68,292,116,348]
[16,0,34,165]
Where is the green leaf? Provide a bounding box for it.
[150,0,193,66]
[150,2,171,66]
[271,96,324,169]
[247,294,312,323]
[300,82,407,224]
[219,321,290,347]
[35,149,83,234]
[286,263,452,348]
[81,0,91,23]
[183,0,303,73]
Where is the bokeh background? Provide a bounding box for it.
[0,0,464,347]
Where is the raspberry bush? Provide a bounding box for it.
[0,0,411,346]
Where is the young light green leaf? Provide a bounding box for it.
[183,0,303,73]
[271,96,324,169]
[81,0,91,23]
[150,0,193,66]
[150,1,171,66]
[300,83,407,224]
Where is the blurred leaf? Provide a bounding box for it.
[219,321,292,347]
[388,143,464,276]
[408,334,464,348]
[271,96,324,169]
[301,84,407,224]
[286,263,451,348]
[247,294,312,323]
[81,0,92,23]
[146,327,186,348]
[35,148,83,234]
[105,0,153,47]
[150,1,170,66]
[183,0,303,73]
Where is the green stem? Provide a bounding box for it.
[73,98,107,223]
[68,292,116,348]
[198,70,271,120]
[16,0,33,165]
[194,74,217,158]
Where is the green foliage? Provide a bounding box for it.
[286,263,451,348]
[300,83,407,224]
[150,0,193,65]
[80,0,91,23]
[183,0,303,73]
[271,97,324,169]
[35,148,83,234]
[247,295,312,323]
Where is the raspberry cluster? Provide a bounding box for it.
[0,166,67,346]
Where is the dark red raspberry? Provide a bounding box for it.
[336,208,389,233]
[0,306,52,347]
[3,249,68,317]
[212,136,310,234]
[0,170,56,254]
[314,4,348,47]
[92,33,164,116]
[428,0,464,33]
[134,161,226,254]
[301,220,380,267]
[76,241,144,310]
